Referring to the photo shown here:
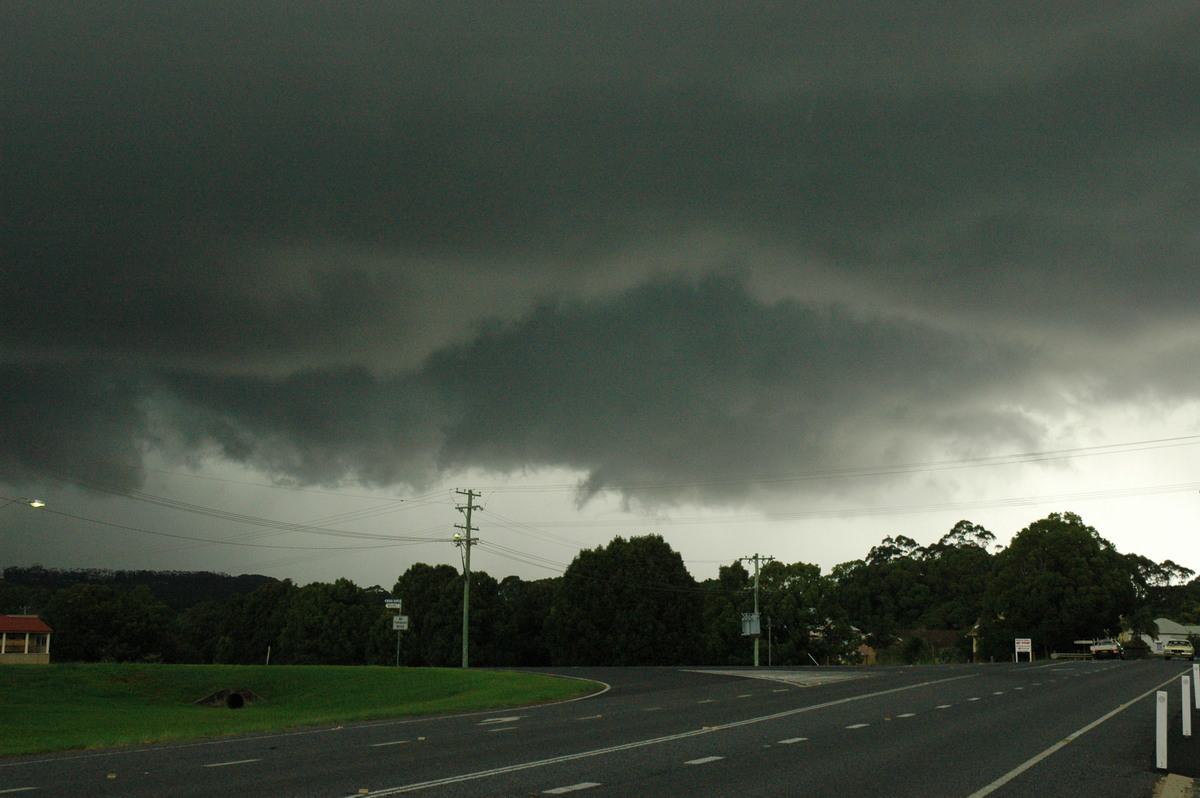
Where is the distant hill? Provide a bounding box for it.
[1,566,279,609]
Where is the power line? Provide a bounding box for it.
[471,434,1200,494]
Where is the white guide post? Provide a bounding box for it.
[1184,676,1193,738]
[1156,690,1168,770]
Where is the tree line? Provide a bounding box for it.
[2,512,1197,666]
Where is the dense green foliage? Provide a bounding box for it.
[0,663,597,757]
[4,515,1197,667]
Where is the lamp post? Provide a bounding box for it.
[1,497,45,510]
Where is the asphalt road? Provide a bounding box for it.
[3,660,1196,797]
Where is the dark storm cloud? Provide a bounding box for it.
[2,2,1197,500]
[1,275,1048,504]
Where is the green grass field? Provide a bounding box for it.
[0,664,598,757]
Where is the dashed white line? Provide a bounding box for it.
[686,756,725,765]
[846,723,870,729]
[371,740,409,747]
[0,789,39,794]
[968,697,981,702]
[966,672,1182,797]
[353,672,978,796]
[478,717,521,726]
[897,713,916,718]
[544,783,601,794]
[778,737,809,744]
[696,699,716,704]
[936,705,952,709]
[204,759,260,768]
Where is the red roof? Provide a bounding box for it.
[0,615,52,633]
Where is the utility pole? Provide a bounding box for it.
[454,489,481,669]
[740,553,774,667]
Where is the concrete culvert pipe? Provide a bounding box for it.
[225,692,245,709]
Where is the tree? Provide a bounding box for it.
[275,578,384,665]
[700,562,753,665]
[491,575,558,666]
[979,512,1135,659]
[757,561,839,665]
[548,535,703,666]
[42,584,173,662]
[392,563,462,666]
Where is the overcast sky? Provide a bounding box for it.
[3,1,1200,589]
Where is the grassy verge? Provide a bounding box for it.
[0,664,597,757]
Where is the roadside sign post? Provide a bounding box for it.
[385,599,406,667]
[1014,638,1033,663]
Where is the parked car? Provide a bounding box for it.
[1090,639,1123,660]
[1163,639,1195,660]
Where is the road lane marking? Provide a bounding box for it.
[478,717,521,725]
[204,759,260,768]
[371,741,409,747]
[488,727,518,733]
[544,783,601,794]
[897,713,916,718]
[965,671,1185,798]
[967,697,980,701]
[846,723,869,729]
[779,737,808,744]
[0,789,39,794]
[686,756,724,765]
[354,672,978,796]
[936,705,952,709]
[697,699,716,704]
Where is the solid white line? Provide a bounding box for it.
[356,672,977,796]
[488,727,518,733]
[478,717,522,725]
[204,759,260,768]
[371,740,409,747]
[685,756,724,765]
[544,783,601,794]
[964,671,1185,798]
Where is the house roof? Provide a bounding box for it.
[1153,618,1200,637]
[0,615,52,633]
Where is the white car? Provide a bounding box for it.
[1090,639,1123,660]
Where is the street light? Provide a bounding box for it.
[1,497,45,509]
